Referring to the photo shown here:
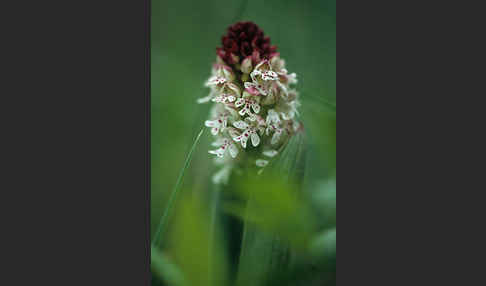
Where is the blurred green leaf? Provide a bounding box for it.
[311,178,336,229]
[310,228,336,260]
[233,133,316,286]
[168,194,229,286]
[151,247,185,286]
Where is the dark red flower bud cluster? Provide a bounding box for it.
[217,21,278,66]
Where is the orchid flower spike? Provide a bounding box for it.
[198,21,302,184]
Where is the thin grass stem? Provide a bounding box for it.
[152,128,204,247]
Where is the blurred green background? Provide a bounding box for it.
[151,0,335,284]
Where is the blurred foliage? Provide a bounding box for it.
[151,247,185,285]
[151,0,335,285]
[160,193,229,286]
[226,133,315,251]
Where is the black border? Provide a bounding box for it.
[3,0,151,284]
[145,0,151,283]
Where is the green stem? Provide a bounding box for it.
[152,128,204,247]
[208,184,222,285]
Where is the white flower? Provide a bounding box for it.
[282,100,301,120]
[244,81,267,96]
[265,123,285,145]
[212,93,236,104]
[243,60,281,96]
[211,64,235,82]
[232,120,260,148]
[256,159,269,167]
[261,70,278,81]
[262,149,278,157]
[247,114,266,132]
[276,81,288,97]
[235,97,260,116]
[199,81,241,104]
[205,108,236,135]
[209,138,238,158]
[197,94,212,103]
[287,72,297,85]
[205,76,227,87]
[205,117,227,135]
[266,109,281,125]
[270,56,285,71]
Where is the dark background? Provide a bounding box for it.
[2,0,149,285]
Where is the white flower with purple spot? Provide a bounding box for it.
[205,115,228,135]
[209,138,238,158]
[205,76,227,87]
[265,123,285,145]
[212,93,236,104]
[232,120,260,148]
[235,97,260,116]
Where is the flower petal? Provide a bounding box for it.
[250,132,260,147]
[228,127,240,138]
[228,143,238,158]
[233,121,248,129]
[205,120,218,127]
[240,132,249,148]
[256,159,269,167]
[235,98,245,107]
[262,150,278,157]
[251,102,260,114]
[209,149,224,157]
[211,138,225,147]
[226,82,241,97]
[271,130,281,145]
[197,95,213,103]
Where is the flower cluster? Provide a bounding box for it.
[198,22,302,184]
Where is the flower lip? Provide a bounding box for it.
[217,21,278,65]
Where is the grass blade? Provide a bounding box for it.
[152,128,204,247]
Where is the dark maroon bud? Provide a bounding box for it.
[240,42,250,57]
[230,41,238,53]
[216,21,277,66]
[251,36,259,48]
[223,37,231,48]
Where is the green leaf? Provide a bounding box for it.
[309,228,336,260]
[167,194,229,286]
[151,246,185,286]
